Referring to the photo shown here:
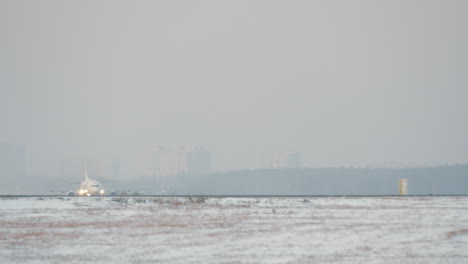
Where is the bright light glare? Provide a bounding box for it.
[100,190,105,195]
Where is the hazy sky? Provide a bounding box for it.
[1,0,468,174]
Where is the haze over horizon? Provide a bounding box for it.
[2,0,468,178]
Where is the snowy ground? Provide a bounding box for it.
[1,196,468,263]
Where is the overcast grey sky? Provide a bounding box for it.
[1,0,468,175]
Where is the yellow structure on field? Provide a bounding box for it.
[399,179,408,195]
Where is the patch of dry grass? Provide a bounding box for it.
[446,229,468,239]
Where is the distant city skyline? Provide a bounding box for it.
[1,140,465,181]
[2,0,468,178]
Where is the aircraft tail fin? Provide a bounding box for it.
[84,162,89,180]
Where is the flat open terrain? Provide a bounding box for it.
[1,196,467,263]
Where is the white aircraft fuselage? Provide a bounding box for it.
[78,171,105,196]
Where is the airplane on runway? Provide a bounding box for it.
[64,166,163,196]
[66,169,110,196]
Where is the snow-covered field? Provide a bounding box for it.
[1,196,467,263]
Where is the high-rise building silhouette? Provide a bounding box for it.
[154,146,211,177]
[264,152,301,169]
[0,141,26,180]
[187,147,211,174]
